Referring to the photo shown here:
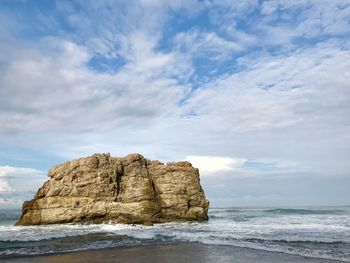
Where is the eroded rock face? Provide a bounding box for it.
[17,153,209,225]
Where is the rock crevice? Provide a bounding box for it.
[17,153,209,225]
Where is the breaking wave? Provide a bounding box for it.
[1,207,350,261]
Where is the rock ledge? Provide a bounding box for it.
[17,153,209,225]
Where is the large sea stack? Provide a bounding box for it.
[17,153,209,225]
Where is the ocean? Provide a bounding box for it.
[0,207,349,261]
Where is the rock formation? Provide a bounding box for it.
[17,153,209,225]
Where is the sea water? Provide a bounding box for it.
[0,207,349,261]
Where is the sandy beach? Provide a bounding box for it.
[2,243,343,263]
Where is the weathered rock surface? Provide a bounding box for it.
[17,153,209,225]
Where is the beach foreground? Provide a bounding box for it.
[4,243,343,263]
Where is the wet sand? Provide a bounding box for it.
[2,243,343,263]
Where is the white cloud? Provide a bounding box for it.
[21,39,350,177]
[0,180,12,192]
[260,1,278,15]
[0,166,45,178]
[208,0,259,24]
[174,29,242,61]
[0,166,46,207]
[0,166,45,190]
[0,0,349,206]
[0,35,190,134]
[185,155,246,175]
[184,41,350,133]
[259,0,350,41]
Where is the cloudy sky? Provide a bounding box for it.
[0,0,349,208]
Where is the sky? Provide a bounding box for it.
[0,0,350,208]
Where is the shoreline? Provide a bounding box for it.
[2,242,344,263]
